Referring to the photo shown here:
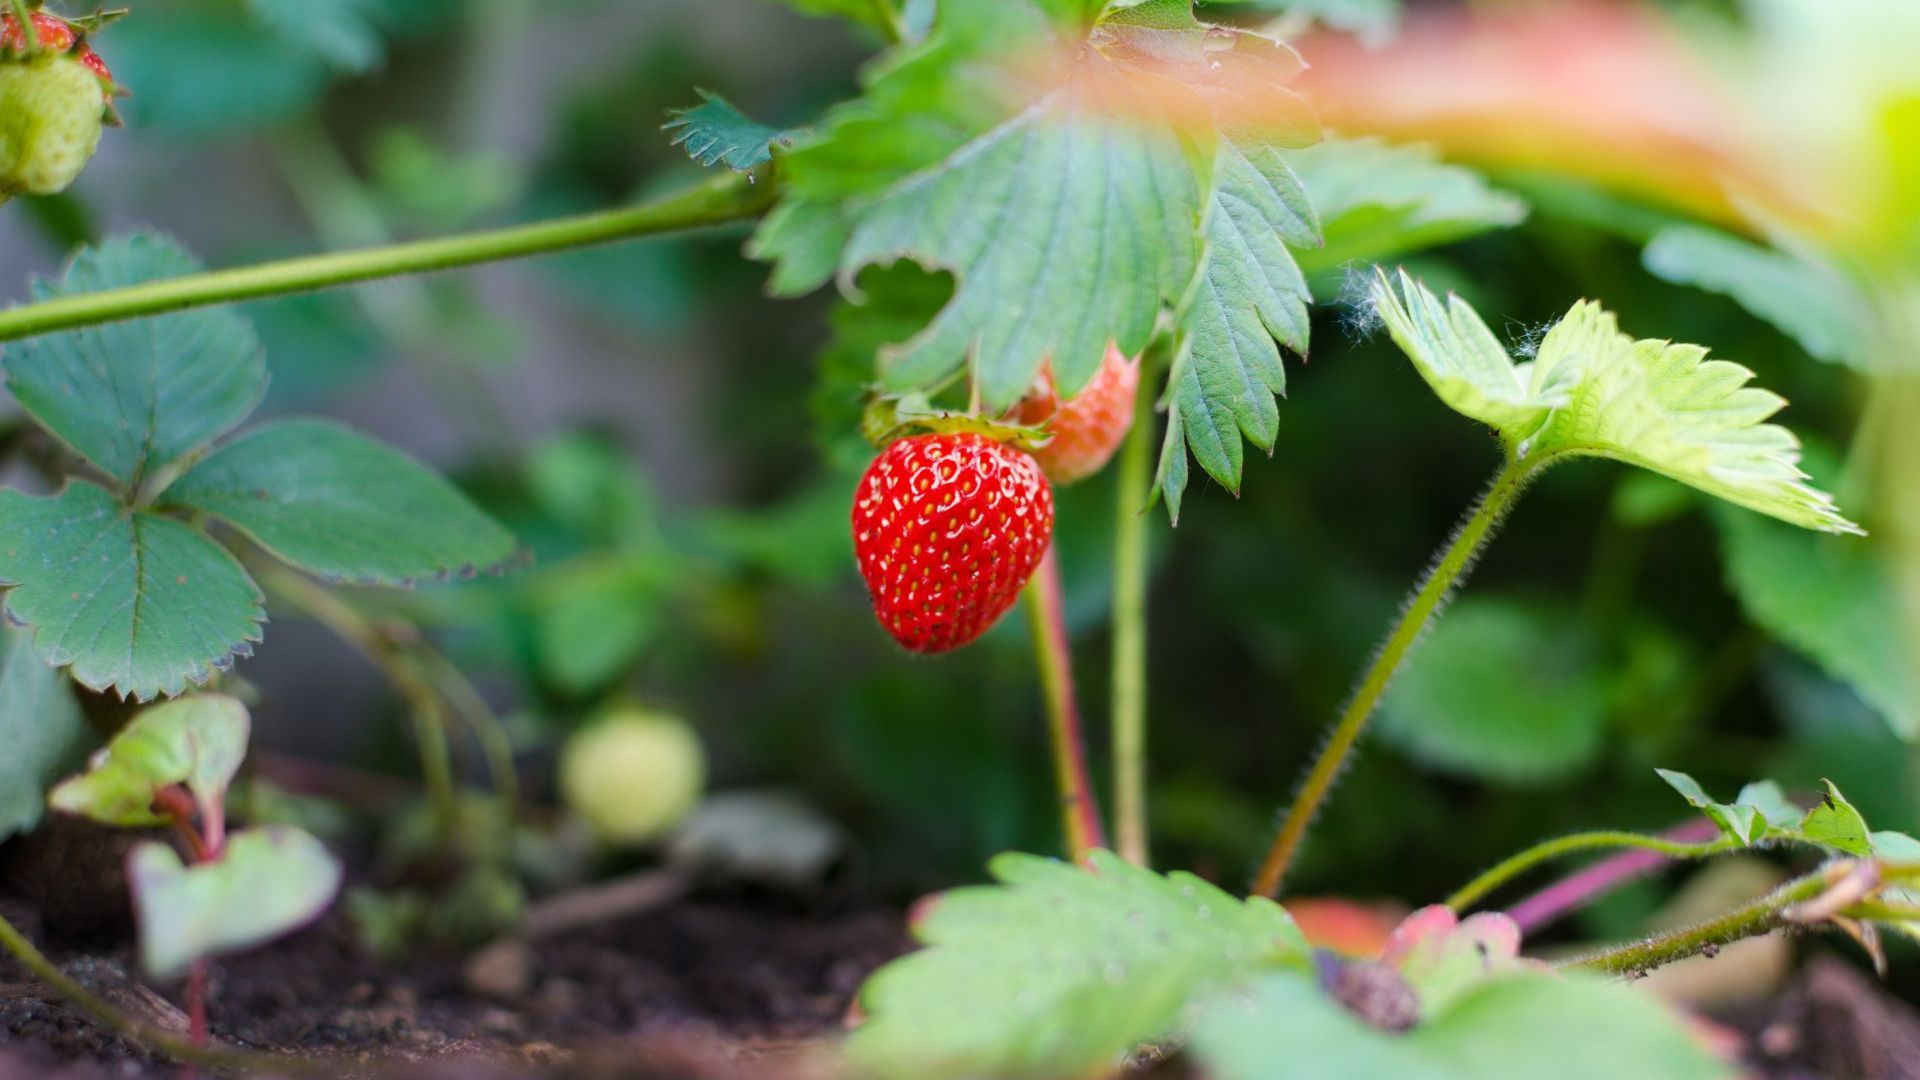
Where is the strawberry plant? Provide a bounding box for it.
[0,0,1914,1077]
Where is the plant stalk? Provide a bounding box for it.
[1505,818,1726,933]
[6,0,39,56]
[1253,454,1538,898]
[1447,829,1742,913]
[0,167,777,345]
[1109,354,1157,867]
[1562,868,1826,976]
[1026,546,1108,861]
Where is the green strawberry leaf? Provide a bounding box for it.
[248,0,385,74]
[1655,771,1875,856]
[1716,503,1916,739]
[1799,779,1873,856]
[162,419,519,587]
[1642,226,1873,371]
[847,849,1308,1079]
[0,483,265,701]
[1655,769,1778,846]
[1369,269,1862,536]
[2,233,267,493]
[1286,136,1526,279]
[1379,597,1608,784]
[0,627,95,842]
[49,695,250,830]
[665,90,798,171]
[1193,970,1728,1080]
[130,825,342,980]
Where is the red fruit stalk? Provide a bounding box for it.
[1014,343,1140,486]
[853,432,1055,653]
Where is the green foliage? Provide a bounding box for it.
[665,91,796,171]
[847,849,1307,1078]
[248,0,385,74]
[1222,0,1403,46]
[3,234,266,492]
[163,419,520,586]
[1656,770,1873,855]
[1192,970,1728,1080]
[106,14,330,135]
[0,627,94,842]
[1369,269,1862,536]
[1379,597,1608,783]
[128,825,343,980]
[0,483,266,700]
[49,695,250,828]
[1642,226,1872,370]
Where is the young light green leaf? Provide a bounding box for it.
[0,627,95,842]
[2,233,268,492]
[1799,780,1873,856]
[1193,970,1728,1080]
[1717,505,1915,738]
[1642,226,1871,371]
[130,825,342,980]
[162,419,519,587]
[1370,269,1862,536]
[0,484,265,701]
[1655,769,1771,845]
[665,90,797,171]
[49,695,250,830]
[1379,598,1608,784]
[248,0,384,74]
[1286,136,1525,278]
[847,849,1308,1079]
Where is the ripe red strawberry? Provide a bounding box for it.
[852,432,1055,654]
[1013,344,1140,486]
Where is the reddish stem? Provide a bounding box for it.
[149,783,224,1075]
[1026,547,1108,860]
[1506,818,1723,934]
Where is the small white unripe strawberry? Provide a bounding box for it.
[558,705,706,846]
[0,57,104,197]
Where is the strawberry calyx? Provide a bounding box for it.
[861,393,1053,453]
[1,6,119,107]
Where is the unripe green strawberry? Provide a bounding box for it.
[1013,344,1140,486]
[558,705,706,847]
[0,56,103,197]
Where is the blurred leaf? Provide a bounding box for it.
[248,0,384,74]
[1287,136,1525,279]
[370,129,519,230]
[696,480,855,588]
[130,825,342,980]
[525,432,659,551]
[4,233,266,491]
[0,627,95,842]
[1716,505,1915,739]
[108,14,327,136]
[1370,269,1862,535]
[50,695,250,828]
[814,265,953,472]
[529,556,663,695]
[1379,597,1608,783]
[849,849,1308,1079]
[1642,226,1872,371]
[1192,970,1727,1080]
[0,483,264,700]
[1610,473,1693,528]
[665,90,797,171]
[1220,0,1403,46]
[757,0,903,33]
[164,420,520,586]
[245,289,384,409]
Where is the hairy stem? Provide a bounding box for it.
[1026,547,1108,860]
[1253,455,1539,898]
[1562,869,1826,976]
[0,167,776,344]
[1447,830,1742,913]
[1506,818,1726,933]
[1109,358,1157,867]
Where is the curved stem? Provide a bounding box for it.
[1253,455,1539,898]
[1109,358,1157,867]
[1026,546,1107,860]
[1505,818,1725,933]
[1447,831,1742,913]
[0,167,776,344]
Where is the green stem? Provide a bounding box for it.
[0,167,776,345]
[7,0,39,56]
[1562,869,1827,976]
[1109,353,1158,867]
[1447,831,1743,913]
[1253,454,1540,898]
[1026,546,1108,860]
[870,0,906,42]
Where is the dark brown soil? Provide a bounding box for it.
[0,888,907,1079]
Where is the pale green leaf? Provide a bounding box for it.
[3,233,267,491]
[1380,598,1608,783]
[0,627,95,842]
[0,484,264,701]
[1286,137,1525,278]
[1716,504,1915,738]
[248,0,384,74]
[130,825,342,980]
[49,695,250,829]
[163,419,519,587]
[1642,226,1872,371]
[1800,779,1873,856]
[664,90,797,171]
[1655,769,1771,845]
[1193,971,1729,1080]
[1371,270,1862,536]
[847,849,1307,1079]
